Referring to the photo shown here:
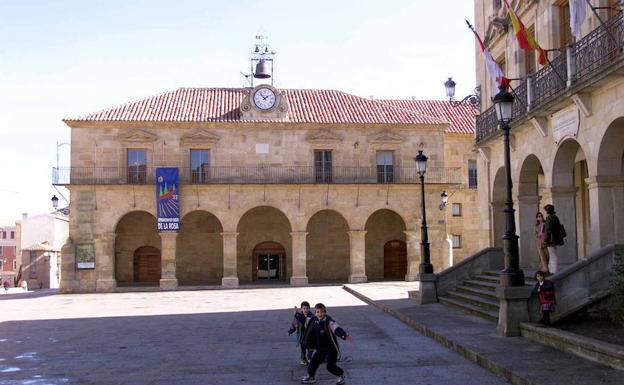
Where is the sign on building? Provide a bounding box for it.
[156,168,180,232]
[76,243,95,269]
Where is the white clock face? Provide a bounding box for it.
[253,87,277,110]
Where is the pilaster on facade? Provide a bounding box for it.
[159,232,178,290]
[220,231,239,288]
[404,230,420,281]
[347,230,367,283]
[289,231,309,286]
[95,232,117,292]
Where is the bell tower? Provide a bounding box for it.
[249,32,274,87]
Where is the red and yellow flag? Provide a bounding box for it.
[503,0,547,65]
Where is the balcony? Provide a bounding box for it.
[476,12,624,145]
[52,166,463,186]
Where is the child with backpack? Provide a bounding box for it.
[288,301,314,365]
[299,303,352,385]
[533,270,556,326]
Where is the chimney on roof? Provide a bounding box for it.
[370,95,374,100]
[411,96,416,101]
[22,213,28,220]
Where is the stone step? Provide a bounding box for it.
[446,291,500,310]
[483,270,537,283]
[473,274,500,283]
[438,296,498,322]
[455,284,498,299]
[462,279,499,290]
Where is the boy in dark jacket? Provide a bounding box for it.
[533,271,556,325]
[299,303,352,385]
[289,301,313,365]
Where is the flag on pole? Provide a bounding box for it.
[570,0,587,40]
[503,0,548,65]
[466,19,509,92]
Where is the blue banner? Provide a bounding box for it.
[156,168,180,232]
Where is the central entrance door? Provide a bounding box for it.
[252,241,286,281]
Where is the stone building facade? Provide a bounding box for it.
[474,0,624,272]
[56,86,483,292]
[0,225,17,285]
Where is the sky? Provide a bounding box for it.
[0,0,476,225]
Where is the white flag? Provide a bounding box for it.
[570,0,587,40]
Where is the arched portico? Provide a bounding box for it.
[306,210,350,283]
[114,211,161,286]
[236,206,292,283]
[551,139,589,269]
[177,210,223,285]
[592,118,624,248]
[518,155,546,270]
[364,209,407,280]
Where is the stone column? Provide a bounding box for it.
[95,232,117,292]
[221,231,239,288]
[159,232,178,290]
[496,286,532,336]
[347,230,367,283]
[490,202,506,247]
[551,186,578,270]
[290,231,308,286]
[586,176,623,250]
[59,241,76,294]
[404,230,420,281]
[517,195,540,270]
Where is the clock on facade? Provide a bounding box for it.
[253,87,277,110]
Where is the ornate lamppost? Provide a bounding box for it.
[414,150,437,304]
[491,86,525,287]
[444,77,481,109]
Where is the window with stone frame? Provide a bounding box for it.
[127,148,147,184]
[314,150,332,183]
[558,1,574,49]
[376,150,394,183]
[452,234,462,249]
[452,203,462,217]
[190,149,210,183]
[525,25,537,74]
[468,159,478,188]
[12,260,17,270]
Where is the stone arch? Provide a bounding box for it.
[491,167,506,247]
[306,209,350,283]
[518,155,547,269]
[364,209,407,280]
[177,210,224,285]
[236,206,292,283]
[551,138,589,268]
[593,118,624,246]
[114,211,160,285]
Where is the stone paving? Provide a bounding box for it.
[0,285,510,385]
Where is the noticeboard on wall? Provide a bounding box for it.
[76,243,95,269]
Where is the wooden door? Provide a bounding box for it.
[133,246,161,283]
[384,240,407,279]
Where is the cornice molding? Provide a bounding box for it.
[118,129,158,143]
[180,129,221,145]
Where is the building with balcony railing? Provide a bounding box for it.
[57,85,484,292]
[474,0,624,273]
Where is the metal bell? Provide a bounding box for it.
[254,60,271,79]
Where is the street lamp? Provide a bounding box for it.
[444,77,481,109]
[51,195,59,209]
[414,150,433,274]
[439,191,449,210]
[492,86,525,287]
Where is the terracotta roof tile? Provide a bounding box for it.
[66,88,448,126]
[378,99,476,134]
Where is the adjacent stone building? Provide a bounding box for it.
[55,85,482,292]
[474,0,624,272]
[0,225,17,285]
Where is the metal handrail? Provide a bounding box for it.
[475,12,624,145]
[52,166,463,185]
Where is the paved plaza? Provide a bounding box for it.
[0,285,511,385]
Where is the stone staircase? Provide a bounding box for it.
[439,270,536,322]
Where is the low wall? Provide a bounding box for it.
[436,247,503,296]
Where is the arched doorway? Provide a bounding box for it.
[133,246,161,283]
[383,240,407,279]
[237,206,292,283]
[252,241,286,281]
[364,209,406,280]
[595,118,624,247]
[552,139,589,268]
[491,167,506,248]
[115,211,160,285]
[306,210,350,283]
[518,155,546,269]
[177,210,223,285]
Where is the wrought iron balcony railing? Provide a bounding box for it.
[476,12,624,145]
[52,166,463,186]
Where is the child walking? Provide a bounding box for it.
[533,271,556,325]
[288,301,313,365]
[300,303,352,385]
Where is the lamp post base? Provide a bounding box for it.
[496,285,532,336]
[419,263,433,275]
[415,273,438,304]
[499,268,525,287]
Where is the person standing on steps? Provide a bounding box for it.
[300,303,352,385]
[535,212,550,274]
[543,204,564,274]
[533,271,556,326]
